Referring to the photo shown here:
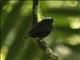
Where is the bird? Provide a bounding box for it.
[28,17,53,39]
[28,17,57,60]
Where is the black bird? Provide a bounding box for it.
[29,17,53,38]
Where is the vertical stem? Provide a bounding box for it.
[33,0,39,26]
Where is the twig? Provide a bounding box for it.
[36,38,58,60]
[33,0,39,26]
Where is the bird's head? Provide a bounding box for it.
[42,17,53,24]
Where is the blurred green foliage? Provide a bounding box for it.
[1,0,80,60]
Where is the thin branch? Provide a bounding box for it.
[36,38,58,60]
[33,0,39,26]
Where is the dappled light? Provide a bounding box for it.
[64,1,78,7]
[2,0,18,13]
[41,1,78,8]
[1,28,18,60]
[46,1,63,8]
[1,0,80,60]
[20,1,32,16]
[68,17,80,29]
[55,45,72,57]
[67,34,80,45]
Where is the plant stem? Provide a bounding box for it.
[33,0,39,26]
[36,38,58,60]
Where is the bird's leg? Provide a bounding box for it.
[36,38,58,60]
